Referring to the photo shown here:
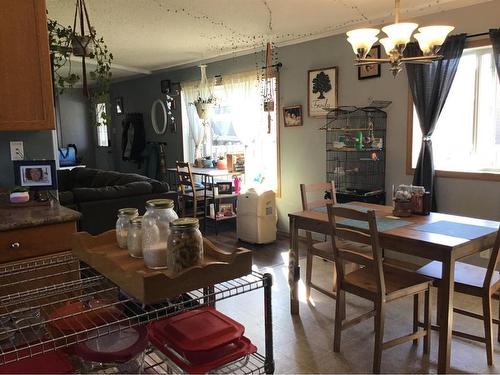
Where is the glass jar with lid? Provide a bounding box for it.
[116,208,139,249]
[167,218,203,273]
[127,216,143,258]
[142,199,178,269]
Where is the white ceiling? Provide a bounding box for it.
[46,0,491,78]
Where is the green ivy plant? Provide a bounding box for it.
[47,16,113,126]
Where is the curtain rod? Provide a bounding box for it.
[466,32,489,39]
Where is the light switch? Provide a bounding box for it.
[10,141,24,160]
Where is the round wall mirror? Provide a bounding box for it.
[151,99,167,135]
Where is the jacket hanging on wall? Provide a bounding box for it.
[121,113,146,167]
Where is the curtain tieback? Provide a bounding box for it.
[422,136,431,142]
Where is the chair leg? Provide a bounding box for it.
[497,294,500,343]
[482,295,494,366]
[373,301,385,374]
[305,250,313,300]
[413,294,419,345]
[332,261,337,293]
[424,289,431,355]
[333,288,345,353]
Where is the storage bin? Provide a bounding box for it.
[237,189,277,244]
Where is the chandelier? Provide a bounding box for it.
[346,0,454,77]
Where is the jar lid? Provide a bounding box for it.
[118,208,139,216]
[170,218,199,229]
[130,216,143,226]
[146,199,174,209]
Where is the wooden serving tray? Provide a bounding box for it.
[71,230,252,305]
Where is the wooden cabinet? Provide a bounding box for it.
[0,0,55,131]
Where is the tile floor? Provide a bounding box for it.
[208,232,500,374]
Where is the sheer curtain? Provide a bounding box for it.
[181,81,208,162]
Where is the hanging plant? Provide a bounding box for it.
[47,7,113,126]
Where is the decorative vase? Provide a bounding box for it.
[216,159,227,170]
[194,102,214,120]
[202,158,213,168]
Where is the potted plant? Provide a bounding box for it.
[202,156,213,168]
[194,96,216,121]
[216,155,227,170]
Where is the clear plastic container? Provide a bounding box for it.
[142,199,178,269]
[127,216,143,258]
[167,218,203,273]
[116,208,139,249]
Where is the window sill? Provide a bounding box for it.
[406,167,500,182]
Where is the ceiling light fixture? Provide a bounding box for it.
[346,0,454,77]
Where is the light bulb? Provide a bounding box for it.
[382,22,418,46]
[346,28,379,58]
[417,26,455,50]
[413,33,433,55]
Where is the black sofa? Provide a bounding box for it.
[58,168,178,235]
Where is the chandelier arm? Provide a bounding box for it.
[355,58,391,64]
[401,55,443,62]
[395,0,400,23]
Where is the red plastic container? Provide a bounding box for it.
[148,307,256,373]
[0,350,74,374]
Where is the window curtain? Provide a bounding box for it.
[490,29,500,82]
[181,81,209,161]
[404,34,466,210]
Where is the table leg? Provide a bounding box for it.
[437,256,455,374]
[289,216,300,315]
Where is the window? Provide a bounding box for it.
[409,42,500,178]
[96,102,109,147]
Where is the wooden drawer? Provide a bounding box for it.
[0,221,76,263]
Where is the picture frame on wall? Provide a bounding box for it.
[283,105,303,127]
[308,66,338,117]
[358,45,381,80]
[114,97,124,115]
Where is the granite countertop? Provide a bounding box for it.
[0,202,81,231]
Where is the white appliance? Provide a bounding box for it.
[237,189,277,244]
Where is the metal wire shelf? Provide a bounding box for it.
[0,252,273,373]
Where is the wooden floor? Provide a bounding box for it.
[206,228,500,374]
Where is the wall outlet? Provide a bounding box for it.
[10,141,24,160]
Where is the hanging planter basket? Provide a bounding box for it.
[71,35,95,57]
[195,102,214,121]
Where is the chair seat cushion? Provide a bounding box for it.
[312,240,372,261]
[417,261,500,290]
[344,264,431,298]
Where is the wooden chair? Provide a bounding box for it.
[175,161,210,220]
[327,205,432,373]
[300,182,371,300]
[416,226,500,366]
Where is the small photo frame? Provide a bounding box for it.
[13,160,57,190]
[115,97,124,115]
[217,182,233,194]
[283,105,303,127]
[308,66,338,117]
[358,45,381,80]
[219,203,234,216]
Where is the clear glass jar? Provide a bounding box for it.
[116,208,139,249]
[142,199,178,269]
[127,216,143,258]
[167,218,203,273]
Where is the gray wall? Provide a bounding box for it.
[57,89,95,168]
[0,131,55,187]
[109,1,500,234]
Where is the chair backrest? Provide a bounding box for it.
[175,161,195,195]
[484,226,500,289]
[326,204,386,296]
[300,181,337,211]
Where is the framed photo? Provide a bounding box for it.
[114,97,124,115]
[283,105,303,127]
[217,182,233,194]
[358,45,381,80]
[13,160,57,190]
[308,66,338,118]
[218,203,234,216]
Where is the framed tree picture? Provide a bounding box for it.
[358,45,381,80]
[308,67,338,117]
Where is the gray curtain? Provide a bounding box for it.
[490,29,500,82]
[404,34,466,210]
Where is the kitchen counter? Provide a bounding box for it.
[0,201,81,231]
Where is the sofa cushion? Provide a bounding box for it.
[70,168,99,188]
[57,169,73,191]
[72,181,153,202]
[58,190,74,205]
[150,180,170,193]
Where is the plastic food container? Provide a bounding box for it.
[148,307,256,373]
[72,325,148,373]
[0,349,74,374]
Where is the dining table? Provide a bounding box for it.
[288,202,499,374]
